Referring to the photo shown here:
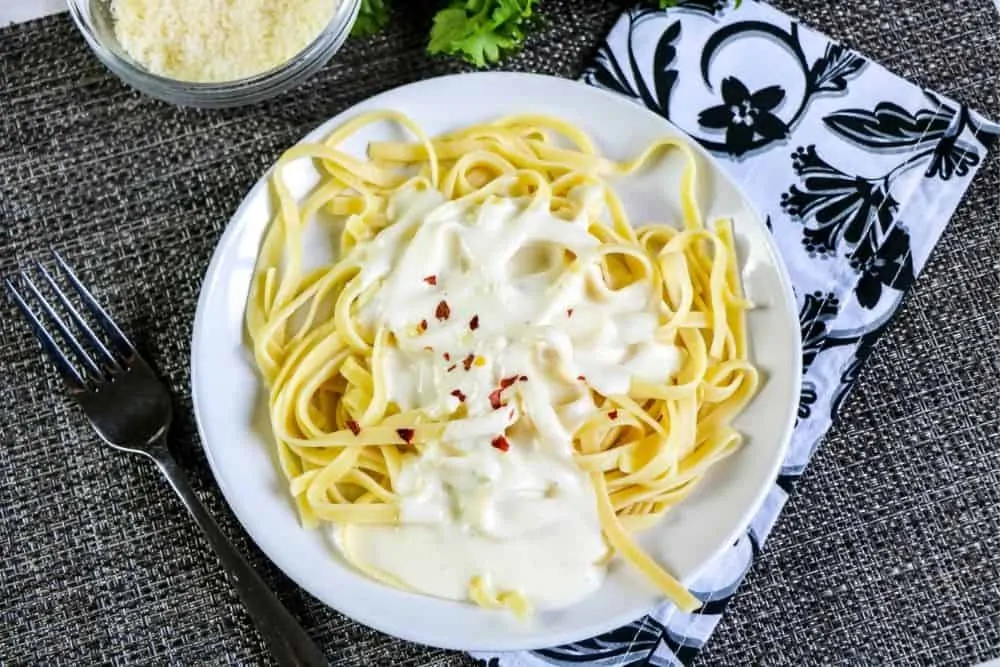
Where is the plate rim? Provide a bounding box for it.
[189,70,802,651]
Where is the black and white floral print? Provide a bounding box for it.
[697,77,788,155]
[796,290,839,422]
[849,224,914,310]
[780,145,916,309]
[822,96,991,182]
[585,10,679,118]
[781,145,898,259]
[533,616,666,665]
[473,1,997,666]
[809,43,867,93]
[586,8,869,159]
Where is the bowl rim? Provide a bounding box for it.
[66,0,361,96]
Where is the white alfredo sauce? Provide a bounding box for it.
[342,185,683,609]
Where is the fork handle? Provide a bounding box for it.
[152,449,329,667]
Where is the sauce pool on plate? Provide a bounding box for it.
[338,186,684,608]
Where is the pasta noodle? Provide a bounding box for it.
[245,111,759,614]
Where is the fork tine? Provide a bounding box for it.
[51,249,136,357]
[35,260,123,372]
[20,273,105,380]
[5,277,86,389]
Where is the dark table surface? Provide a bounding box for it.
[1,1,998,665]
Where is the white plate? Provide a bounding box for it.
[190,72,801,652]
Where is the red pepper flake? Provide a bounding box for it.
[608,409,619,420]
[450,389,467,402]
[567,308,574,317]
[418,319,428,333]
[443,352,451,361]
[462,353,475,371]
[435,300,451,321]
[346,420,361,436]
[488,388,505,410]
[447,364,457,372]
[396,428,415,444]
[491,435,510,452]
[577,375,587,382]
[489,375,524,410]
[519,375,528,382]
[469,315,480,331]
[424,275,437,286]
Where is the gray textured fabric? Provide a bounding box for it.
[0,2,996,666]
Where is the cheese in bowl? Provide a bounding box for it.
[245,111,759,615]
[66,0,359,107]
[110,0,339,82]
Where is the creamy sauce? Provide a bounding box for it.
[343,184,682,609]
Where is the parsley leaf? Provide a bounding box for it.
[428,0,538,68]
[353,0,392,37]
[348,0,744,65]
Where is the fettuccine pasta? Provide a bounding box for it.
[246,111,759,615]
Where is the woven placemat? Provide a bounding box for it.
[0,1,997,665]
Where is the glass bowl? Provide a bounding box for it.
[67,0,361,108]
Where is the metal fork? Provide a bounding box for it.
[6,251,328,667]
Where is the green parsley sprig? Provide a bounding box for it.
[428,0,538,68]
[351,0,393,37]
[352,1,740,67]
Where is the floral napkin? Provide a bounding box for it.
[473,1,998,665]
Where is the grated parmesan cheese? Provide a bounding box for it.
[111,0,339,83]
